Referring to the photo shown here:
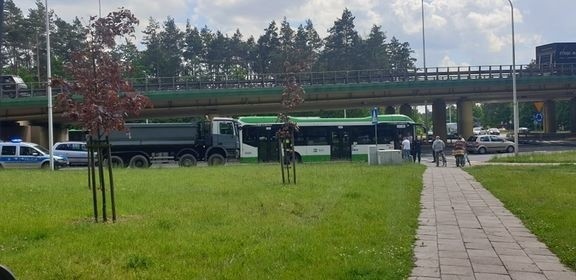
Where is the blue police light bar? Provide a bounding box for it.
[10,139,23,143]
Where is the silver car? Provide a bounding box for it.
[466,135,515,154]
[0,140,68,169]
[53,141,93,166]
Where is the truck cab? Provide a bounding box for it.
[210,117,241,161]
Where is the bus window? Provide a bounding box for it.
[242,126,260,146]
[303,127,328,145]
[349,126,374,144]
[294,131,306,146]
[377,126,395,144]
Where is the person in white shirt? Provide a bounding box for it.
[401,137,411,161]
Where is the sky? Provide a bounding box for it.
[15,0,576,68]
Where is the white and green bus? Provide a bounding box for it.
[238,114,416,163]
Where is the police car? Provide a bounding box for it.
[0,139,68,169]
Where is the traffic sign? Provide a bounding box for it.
[534,112,543,122]
[371,107,379,124]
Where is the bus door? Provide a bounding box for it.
[330,127,351,161]
[258,126,279,162]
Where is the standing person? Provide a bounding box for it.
[432,136,446,167]
[453,137,467,167]
[412,138,422,163]
[401,137,411,161]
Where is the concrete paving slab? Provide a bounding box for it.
[409,163,576,279]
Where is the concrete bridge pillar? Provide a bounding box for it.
[570,98,576,132]
[29,126,48,147]
[384,106,396,114]
[29,123,68,147]
[457,99,473,139]
[432,99,447,140]
[399,104,413,118]
[543,100,556,133]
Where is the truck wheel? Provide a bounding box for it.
[208,154,226,166]
[179,154,197,167]
[106,156,125,168]
[129,155,149,168]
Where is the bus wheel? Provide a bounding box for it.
[178,154,197,167]
[295,153,302,163]
[129,155,149,168]
[208,154,226,166]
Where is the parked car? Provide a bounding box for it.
[0,139,68,169]
[487,128,500,135]
[473,127,486,135]
[1,75,29,98]
[53,141,94,166]
[466,135,515,154]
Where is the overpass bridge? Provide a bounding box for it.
[1,64,576,146]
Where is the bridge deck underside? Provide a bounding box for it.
[1,76,575,122]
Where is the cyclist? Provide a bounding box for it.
[432,136,446,167]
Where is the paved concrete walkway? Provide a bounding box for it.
[409,163,576,280]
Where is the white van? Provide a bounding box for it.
[0,140,68,169]
[53,141,93,166]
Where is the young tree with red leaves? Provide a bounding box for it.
[54,9,152,223]
[55,9,151,136]
[277,61,306,184]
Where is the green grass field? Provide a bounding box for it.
[1,163,425,279]
[489,150,576,163]
[468,165,576,270]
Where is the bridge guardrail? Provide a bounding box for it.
[2,64,575,99]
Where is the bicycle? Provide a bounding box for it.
[435,151,447,167]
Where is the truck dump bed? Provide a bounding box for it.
[108,123,201,145]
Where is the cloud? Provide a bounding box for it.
[440,55,460,67]
[17,0,573,67]
[389,0,532,66]
[190,0,389,38]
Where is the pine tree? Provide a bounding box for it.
[361,25,388,69]
[255,21,280,74]
[141,17,163,77]
[183,22,203,77]
[159,17,184,77]
[388,36,415,71]
[319,8,360,71]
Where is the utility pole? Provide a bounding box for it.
[0,0,5,139]
[0,0,4,75]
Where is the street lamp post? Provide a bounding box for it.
[421,0,426,75]
[507,0,519,155]
[421,0,429,125]
[45,0,54,170]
